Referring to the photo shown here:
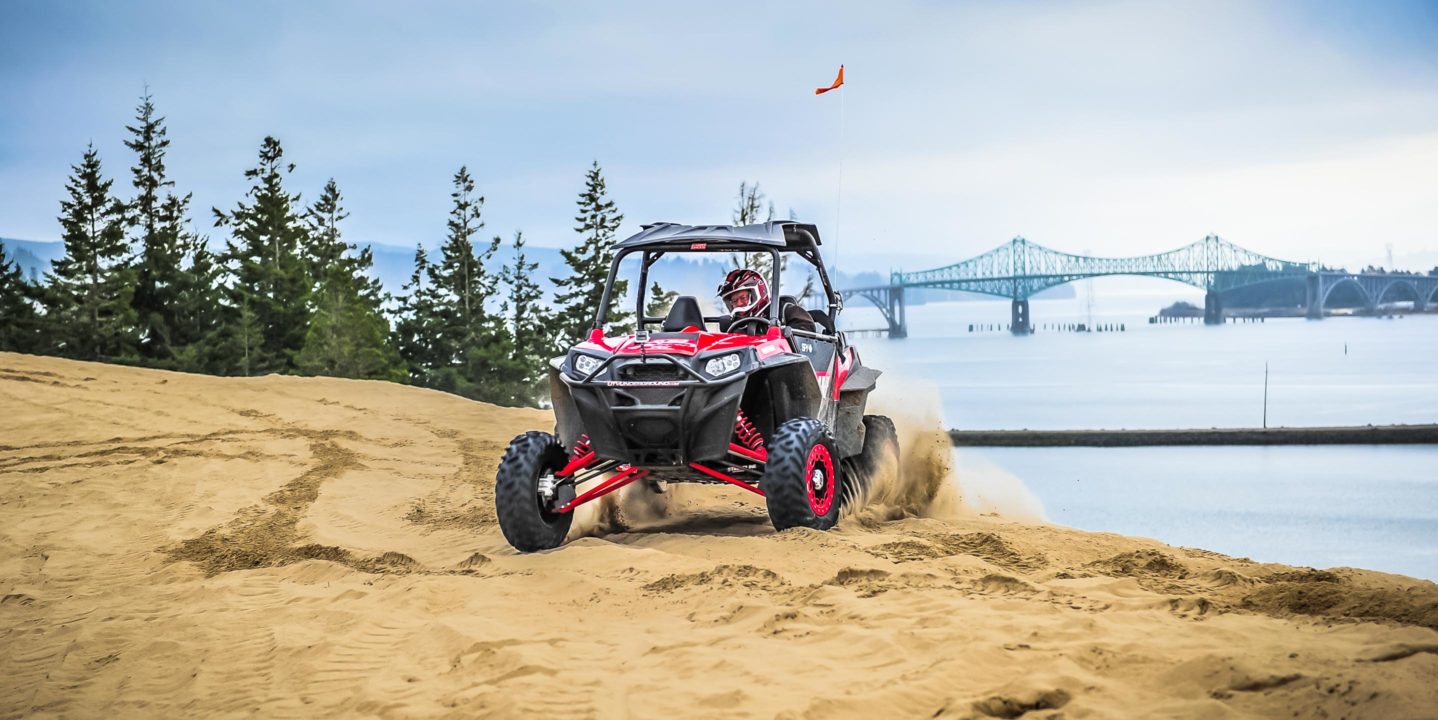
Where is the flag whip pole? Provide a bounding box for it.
[835,80,845,274]
[815,65,846,275]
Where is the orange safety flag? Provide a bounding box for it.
[814,65,844,95]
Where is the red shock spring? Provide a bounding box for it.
[572,434,592,458]
[734,410,765,451]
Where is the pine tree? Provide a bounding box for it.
[169,215,225,372]
[44,144,138,361]
[733,181,775,226]
[730,181,779,277]
[426,166,512,402]
[392,244,444,384]
[188,294,265,377]
[304,178,382,304]
[125,91,192,364]
[212,136,311,374]
[304,178,348,279]
[498,231,552,404]
[431,167,501,365]
[644,280,678,321]
[294,178,403,381]
[553,161,627,346]
[297,264,405,381]
[0,243,44,353]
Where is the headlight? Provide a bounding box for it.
[703,353,742,377]
[573,354,603,376]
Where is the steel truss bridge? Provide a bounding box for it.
[837,235,1438,337]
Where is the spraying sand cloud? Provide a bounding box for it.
[846,376,1047,523]
[951,450,1048,521]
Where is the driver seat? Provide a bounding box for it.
[661,296,706,332]
[808,308,836,335]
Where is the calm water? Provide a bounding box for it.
[842,290,1438,580]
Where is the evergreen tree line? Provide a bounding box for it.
[0,93,631,407]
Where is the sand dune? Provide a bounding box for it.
[2,352,1437,719]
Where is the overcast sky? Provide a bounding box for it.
[2,0,1436,272]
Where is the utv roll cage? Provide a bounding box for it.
[592,221,844,332]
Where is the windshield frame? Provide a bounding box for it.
[593,247,782,332]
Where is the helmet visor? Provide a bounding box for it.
[722,286,762,314]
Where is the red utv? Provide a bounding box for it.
[495,221,898,552]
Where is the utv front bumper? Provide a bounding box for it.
[557,353,747,466]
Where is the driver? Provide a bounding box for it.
[719,268,816,333]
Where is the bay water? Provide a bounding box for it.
[842,287,1438,580]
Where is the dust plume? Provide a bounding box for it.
[951,449,1048,522]
[843,377,1047,523]
[567,477,672,540]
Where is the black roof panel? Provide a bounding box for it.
[615,221,822,250]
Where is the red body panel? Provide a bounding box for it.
[576,327,792,361]
[815,346,856,400]
[831,346,855,400]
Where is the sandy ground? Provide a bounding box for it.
[2,352,1437,719]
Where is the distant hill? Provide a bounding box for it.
[0,238,65,282]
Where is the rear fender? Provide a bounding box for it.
[835,365,882,457]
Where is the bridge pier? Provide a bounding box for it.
[1010,299,1032,335]
[888,286,908,339]
[1305,274,1324,320]
[1204,291,1224,325]
[1362,291,1379,316]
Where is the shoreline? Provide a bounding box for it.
[949,423,1438,446]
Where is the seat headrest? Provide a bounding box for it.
[661,296,706,332]
[808,309,836,334]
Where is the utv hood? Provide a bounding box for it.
[583,330,782,358]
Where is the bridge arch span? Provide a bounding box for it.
[1375,279,1421,306]
[1319,277,1374,310]
[840,286,907,338]
[850,289,889,312]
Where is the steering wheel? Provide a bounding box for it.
[726,316,772,334]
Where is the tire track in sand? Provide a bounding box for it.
[167,434,362,575]
[402,424,506,531]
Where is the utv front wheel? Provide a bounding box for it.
[763,417,843,531]
[495,431,572,552]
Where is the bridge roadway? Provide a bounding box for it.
[835,235,1438,337]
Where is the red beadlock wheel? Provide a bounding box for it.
[762,417,843,531]
[805,443,836,516]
